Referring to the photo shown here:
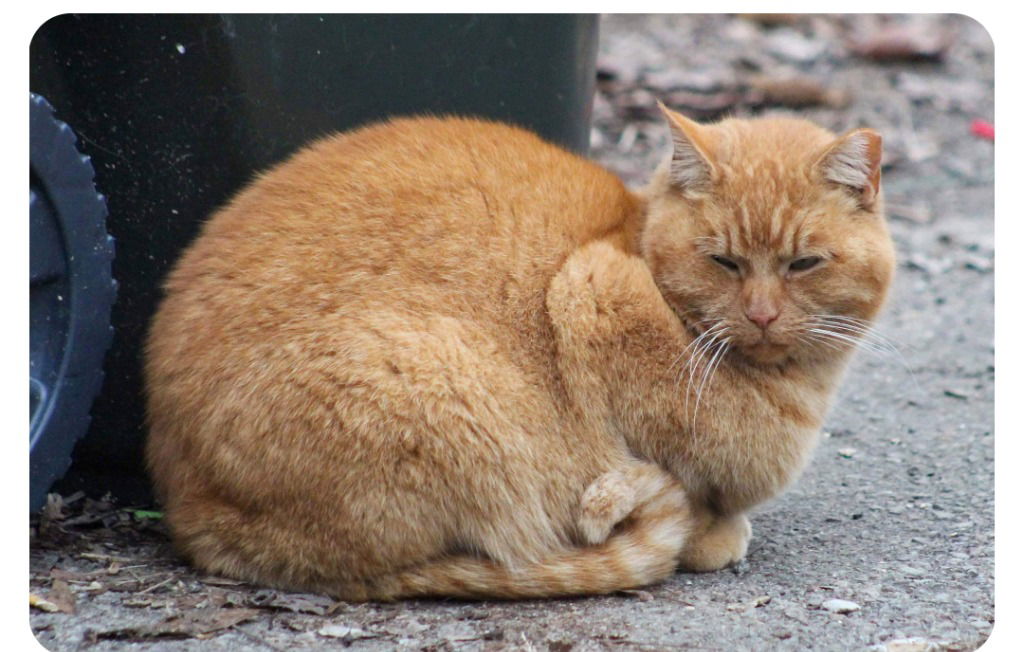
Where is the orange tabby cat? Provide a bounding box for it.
[145,105,894,600]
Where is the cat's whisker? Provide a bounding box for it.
[808,315,902,356]
[808,315,923,398]
[675,322,726,385]
[799,332,847,354]
[686,328,729,425]
[691,336,731,433]
[670,326,709,379]
[805,327,891,357]
[806,319,905,358]
[815,314,883,330]
[681,325,728,386]
[679,325,725,419]
[668,318,720,375]
[815,317,909,361]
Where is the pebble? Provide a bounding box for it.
[766,28,827,62]
[317,624,376,641]
[898,565,926,578]
[821,599,861,614]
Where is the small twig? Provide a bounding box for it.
[79,552,135,563]
[62,491,86,506]
[601,638,692,649]
[138,576,175,594]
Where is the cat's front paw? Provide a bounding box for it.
[578,470,637,545]
[678,513,752,572]
[565,243,666,320]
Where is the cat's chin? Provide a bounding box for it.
[734,341,795,367]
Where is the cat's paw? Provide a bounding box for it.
[548,244,611,326]
[678,513,752,572]
[549,241,677,337]
[578,470,637,545]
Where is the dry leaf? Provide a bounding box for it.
[848,25,951,61]
[30,593,60,613]
[748,76,848,108]
[94,607,261,640]
[48,580,77,614]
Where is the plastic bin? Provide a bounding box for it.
[29,14,599,505]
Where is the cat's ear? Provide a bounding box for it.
[817,128,883,209]
[658,102,717,192]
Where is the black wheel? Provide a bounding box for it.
[30,93,117,511]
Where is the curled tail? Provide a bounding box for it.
[337,470,691,601]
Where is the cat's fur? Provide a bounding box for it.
[145,106,894,600]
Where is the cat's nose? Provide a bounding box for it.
[743,280,782,330]
[745,308,779,330]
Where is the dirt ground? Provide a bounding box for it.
[29,14,994,651]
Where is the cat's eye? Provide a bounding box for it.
[710,255,740,272]
[788,256,822,273]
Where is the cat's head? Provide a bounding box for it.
[641,106,895,366]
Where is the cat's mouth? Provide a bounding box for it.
[725,326,799,365]
[742,339,789,357]
[672,305,797,366]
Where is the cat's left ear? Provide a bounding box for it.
[817,128,883,209]
[657,102,718,193]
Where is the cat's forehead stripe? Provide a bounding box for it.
[728,196,803,255]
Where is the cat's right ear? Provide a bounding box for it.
[658,102,717,193]
[816,128,883,210]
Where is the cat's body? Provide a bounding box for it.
[145,110,894,600]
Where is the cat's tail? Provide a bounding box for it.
[336,472,691,601]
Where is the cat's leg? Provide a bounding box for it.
[677,507,752,572]
[579,464,752,571]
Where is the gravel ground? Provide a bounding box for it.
[29,14,994,651]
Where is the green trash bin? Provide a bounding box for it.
[29,14,599,506]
